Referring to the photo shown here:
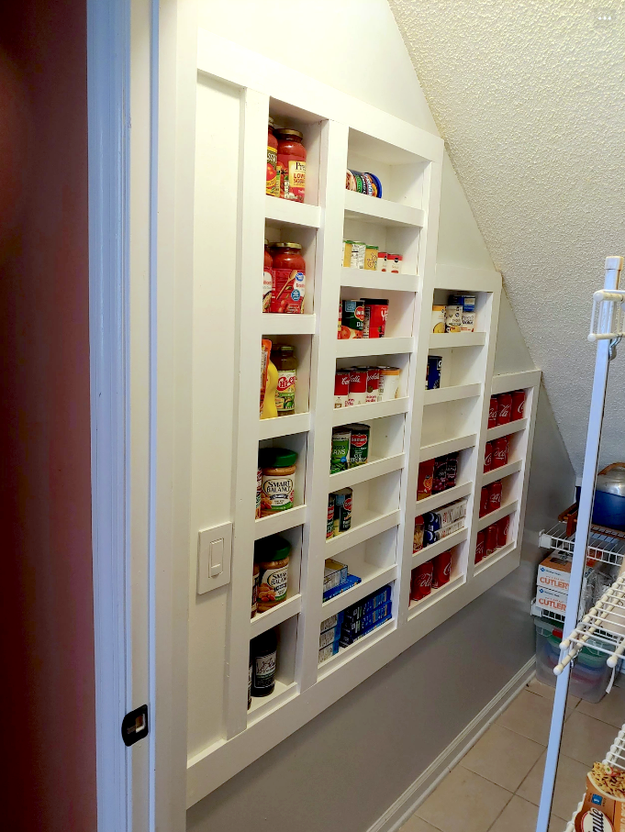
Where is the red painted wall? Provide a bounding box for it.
[0,0,96,829]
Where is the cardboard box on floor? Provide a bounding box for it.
[537,551,591,595]
[575,770,625,830]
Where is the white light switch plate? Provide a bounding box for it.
[197,522,232,594]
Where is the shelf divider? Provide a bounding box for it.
[344,189,425,228]
[419,433,478,462]
[328,454,405,490]
[325,509,401,558]
[265,194,321,228]
[336,336,414,359]
[341,267,418,293]
[481,459,523,487]
[331,397,409,426]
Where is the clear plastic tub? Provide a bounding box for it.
[534,616,611,703]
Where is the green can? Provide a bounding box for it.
[333,488,353,534]
[347,423,370,466]
[330,428,351,474]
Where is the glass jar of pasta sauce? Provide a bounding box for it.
[270,242,306,314]
[267,118,279,197]
[276,129,306,202]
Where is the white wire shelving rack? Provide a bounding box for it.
[540,523,625,568]
[536,257,625,832]
[563,723,625,832]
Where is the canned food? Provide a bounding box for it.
[411,561,433,601]
[417,459,435,500]
[347,367,367,406]
[378,367,400,401]
[413,515,424,552]
[427,355,442,390]
[483,442,493,473]
[365,367,380,402]
[348,423,370,466]
[479,486,490,517]
[497,393,512,425]
[364,246,379,271]
[432,550,452,589]
[488,481,503,513]
[488,396,499,429]
[445,452,459,488]
[333,488,352,534]
[431,304,446,333]
[461,296,476,332]
[388,253,402,273]
[330,429,351,474]
[377,251,387,272]
[423,529,438,546]
[475,530,486,563]
[486,524,498,556]
[511,390,526,421]
[362,298,388,338]
[423,511,441,533]
[334,370,350,408]
[327,494,335,539]
[340,299,365,339]
[445,296,463,332]
[432,456,448,494]
[498,515,510,548]
[492,436,508,469]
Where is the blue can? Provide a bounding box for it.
[423,529,439,546]
[427,355,442,390]
[422,511,441,528]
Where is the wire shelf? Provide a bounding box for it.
[564,723,625,831]
[540,521,625,568]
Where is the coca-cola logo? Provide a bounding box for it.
[443,560,452,578]
[499,403,511,416]
[416,572,432,587]
[494,449,506,460]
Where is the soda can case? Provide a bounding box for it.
[432,550,452,589]
[492,436,508,469]
[411,561,433,601]
[417,459,435,500]
[511,389,526,421]
[475,530,486,563]
[496,393,512,425]
[486,524,499,555]
[445,452,459,488]
[488,396,499,429]
[432,455,448,494]
[483,442,493,472]
[488,481,503,512]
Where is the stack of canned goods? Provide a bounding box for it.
[431,294,476,333]
[345,169,382,197]
[342,240,403,274]
[475,514,511,564]
[413,498,467,553]
[334,366,401,407]
[330,424,370,473]
[327,489,353,539]
[410,550,453,602]
[338,298,389,339]
[417,453,459,501]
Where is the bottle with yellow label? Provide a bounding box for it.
[261,354,279,419]
[267,118,279,197]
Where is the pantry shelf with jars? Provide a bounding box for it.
[183,33,541,807]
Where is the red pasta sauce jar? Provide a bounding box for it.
[276,129,306,202]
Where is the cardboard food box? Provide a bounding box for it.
[537,552,591,595]
[535,586,568,615]
[575,767,625,830]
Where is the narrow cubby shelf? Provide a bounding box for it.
[481,459,522,487]
[415,481,473,515]
[407,574,464,620]
[317,618,395,677]
[265,195,321,228]
[430,332,487,349]
[329,454,405,490]
[411,527,468,568]
[336,336,414,359]
[419,433,478,462]
[423,383,481,406]
[261,313,316,336]
[254,506,307,539]
[259,413,311,440]
[331,397,409,426]
[340,267,418,293]
[343,190,425,228]
[486,418,528,442]
[250,595,303,639]
[476,499,519,533]
[247,680,299,725]
[474,541,516,575]
[325,509,401,558]
[320,564,397,619]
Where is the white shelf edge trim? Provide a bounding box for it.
[412,527,468,567]
[324,510,401,558]
[259,413,311,440]
[419,433,477,462]
[328,454,405,490]
[335,336,414,359]
[341,267,418,293]
[331,397,409,426]
[476,500,519,533]
[320,565,397,619]
[481,459,522,487]
[486,419,528,442]
[415,481,473,516]
[423,383,481,406]
[250,595,302,639]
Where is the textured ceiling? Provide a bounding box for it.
[389,0,625,474]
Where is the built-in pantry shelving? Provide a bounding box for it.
[185,32,541,808]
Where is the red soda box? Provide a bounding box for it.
[488,396,499,429]
[511,390,526,421]
[483,442,493,472]
[498,515,511,547]
[411,561,433,601]
[475,530,486,563]
[432,455,448,494]
[488,480,503,513]
[417,459,435,500]
[479,486,490,517]
[432,550,452,589]
[492,436,508,469]
[496,393,512,425]
[486,524,498,555]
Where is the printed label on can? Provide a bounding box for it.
[266,146,278,196]
[327,495,335,539]
[284,159,306,201]
[349,429,370,465]
[331,431,351,473]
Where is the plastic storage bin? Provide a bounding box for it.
[534,616,611,703]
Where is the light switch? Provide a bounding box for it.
[197,522,232,594]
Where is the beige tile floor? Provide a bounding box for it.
[400,679,625,832]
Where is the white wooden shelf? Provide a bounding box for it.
[430,331,487,349]
[340,267,418,293]
[320,564,397,619]
[336,336,414,359]
[332,397,409,426]
[325,509,401,558]
[261,313,316,335]
[317,618,395,677]
[474,541,516,575]
[265,194,321,228]
[423,383,481,406]
[481,459,522,487]
[408,574,464,620]
[329,454,405,490]
[250,594,302,639]
[254,505,307,539]
[247,680,299,725]
[476,499,519,532]
[419,433,477,462]
[415,481,473,515]
[412,527,468,568]
[259,412,311,440]
[344,190,425,228]
[486,418,528,442]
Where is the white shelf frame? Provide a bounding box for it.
[178,33,542,809]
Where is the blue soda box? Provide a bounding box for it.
[343,585,392,623]
[320,610,344,634]
[322,573,361,602]
[318,640,340,664]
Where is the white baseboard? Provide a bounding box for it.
[368,657,536,832]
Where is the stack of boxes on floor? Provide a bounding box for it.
[533,551,591,617]
[319,584,392,664]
